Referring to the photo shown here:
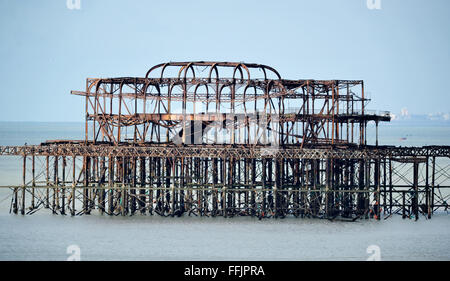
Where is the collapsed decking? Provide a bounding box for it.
[0,62,449,219]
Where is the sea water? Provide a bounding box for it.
[0,121,449,261]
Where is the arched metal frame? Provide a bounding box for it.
[79,61,387,147]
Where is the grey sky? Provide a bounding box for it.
[0,0,449,121]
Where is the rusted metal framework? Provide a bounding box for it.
[73,62,387,147]
[0,61,449,220]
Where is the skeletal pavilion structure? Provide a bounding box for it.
[0,61,449,220]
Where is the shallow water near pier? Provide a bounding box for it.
[0,122,449,261]
[0,212,449,261]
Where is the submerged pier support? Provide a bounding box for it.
[1,144,449,219]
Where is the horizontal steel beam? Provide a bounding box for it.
[0,144,449,159]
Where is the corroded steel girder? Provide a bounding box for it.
[1,144,449,159]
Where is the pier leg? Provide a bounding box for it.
[262,159,267,218]
[46,156,49,208]
[72,156,76,216]
[139,157,146,214]
[170,157,176,217]
[357,160,365,217]
[325,158,331,218]
[431,156,436,215]
[31,154,35,210]
[121,156,126,216]
[413,161,419,221]
[53,156,58,214]
[97,157,105,214]
[389,159,393,215]
[83,156,88,214]
[251,159,256,217]
[108,156,114,215]
[274,158,279,218]
[221,158,227,218]
[426,157,431,219]
[21,156,26,215]
[13,188,18,214]
[61,156,66,215]
[228,158,233,216]
[131,157,136,215]
[402,191,406,219]
[375,158,381,220]
[212,158,218,217]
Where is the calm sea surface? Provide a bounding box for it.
[0,122,449,261]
